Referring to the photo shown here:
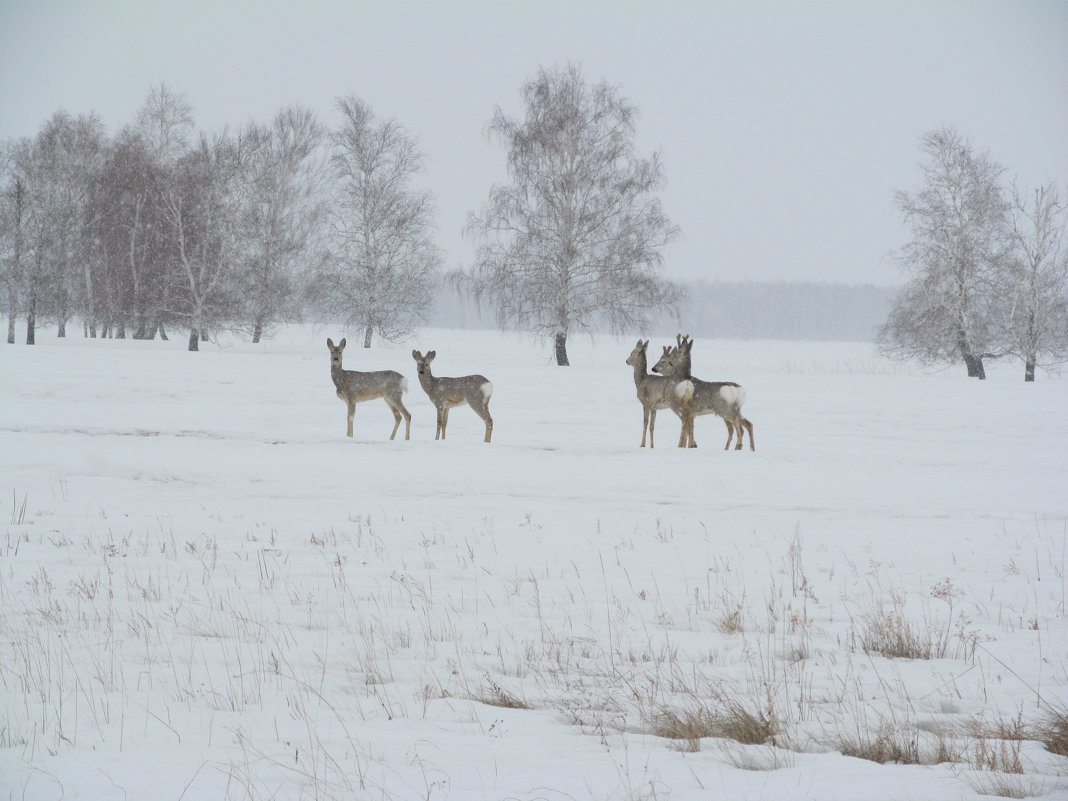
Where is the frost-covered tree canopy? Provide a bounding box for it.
[464,63,680,366]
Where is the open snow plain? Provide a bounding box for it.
[2,325,1067,800]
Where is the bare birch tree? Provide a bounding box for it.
[9,134,55,345]
[159,132,245,351]
[465,63,680,366]
[93,127,172,339]
[134,84,195,339]
[0,146,26,344]
[237,106,325,342]
[1001,182,1068,381]
[313,96,439,347]
[878,127,1010,379]
[8,112,107,340]
[137,82,194,163]
[54,113,106,337]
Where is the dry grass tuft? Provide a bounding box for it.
[964,714,1028,743]
[960,715,1025,774]
[859,611,944,660]
[714,607,745,635]
[651,707,716,751]
[961,772,1053,799]
[718,741,796,772]
[967,737,1024,774]
[473,677,533,710]
[650,696,779,752]
[837,723,958,766]
[1034,707,1068,758]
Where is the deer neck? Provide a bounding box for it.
[631,355,649,387]
[674,353,693,379]
[417,369,438,394]
[330,361,346,388]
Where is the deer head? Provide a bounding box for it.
[625,339,649,367]
[652,334,693,377]
[411,349,437,375]
[327,337,347,367]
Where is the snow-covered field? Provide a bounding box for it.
[2,325,1066,801]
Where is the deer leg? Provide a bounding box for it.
[723,418,734,450]
[729,416,744,450]
[441,406,450,440]
[387,400,402,440]
[686,406,697,448]
[742,418,754,451]
[675,401,695,448]
[648,408,656,449]
[435,407,444,440]
[474,403,493,443]
[346,400,355,438]
[385,395,411,441]
[640,406,649,448]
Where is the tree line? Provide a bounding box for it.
[3,74,1065,376]
[0,84,433,352]
[1,65,678,365]
[879,126,1068,381]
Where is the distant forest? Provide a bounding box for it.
[427,280,896,343]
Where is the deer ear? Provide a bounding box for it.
[427,350,436,361]
[412,349,421,359]
[338,338,346,349]
[327,338,334,349]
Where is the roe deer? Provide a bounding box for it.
[327,337,411,440]
[652,335,754,451]
[625,339,695,448]
[411,350,494,442]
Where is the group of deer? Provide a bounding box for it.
[626,335,755,451]
[327,338,494,443]
[327,334,754,452]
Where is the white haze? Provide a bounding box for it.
[1,0,1066,285]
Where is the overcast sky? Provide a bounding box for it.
[2,0,1066,286]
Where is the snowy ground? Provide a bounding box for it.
[2,325,1067,801]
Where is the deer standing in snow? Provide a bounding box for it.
[652,335,754,451]
[411,350,494,442]
[327,338,411,440]
[625,339,695,448]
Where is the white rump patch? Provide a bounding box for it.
[719,385,746,408]
[400,377,409,394]
[481,381,493,402]
[674,380,695,401]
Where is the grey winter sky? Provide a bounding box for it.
[2,0,1066,287]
